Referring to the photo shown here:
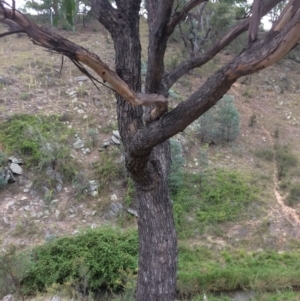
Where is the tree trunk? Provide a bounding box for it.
[109,3,177,301]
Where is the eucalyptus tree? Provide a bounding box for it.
[1,0,300,300]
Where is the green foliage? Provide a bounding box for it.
[0,114,73,168]
[0,246,32,299]
[171,0,249,57]
[93,147,126,192]
[169,138,185,195]
[23,227,138,294]
[275,145,298,180]
[171,169,256,238]
[197,94,240,144]
[124,178,135,207]
[178,245,300,297]
[286,184,300,207]
[254,148,274,162]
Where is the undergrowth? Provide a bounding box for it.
[0,114,77,181]
[171,169,257,238]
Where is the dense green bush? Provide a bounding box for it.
[275,145,298,180]
[286,184,300,207]
[254,148,274,162]
[0,114,77,180]
[197,94,240,144]
[171,169,257,238]
[23,227,138,293]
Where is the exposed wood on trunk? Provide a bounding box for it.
[272,0,300,31]
[0,3,167,120]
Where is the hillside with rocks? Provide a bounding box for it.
[1,18,300,301]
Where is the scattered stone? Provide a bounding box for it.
[20,196,27,201]
[73,137,85,149]
[9,163,22,175]
[75,76,88,82]
[8,156,23,164]
[108,202,123,217]
[88,180,99,196]
[50,296,61,301]
[274,85,283,94]
[113,130,121,140]
[111,135,121,145]
[127,208,138,217]
[2,294,14,301]
[111,194,118,201]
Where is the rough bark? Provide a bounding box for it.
[92,1,177,300]
[1,1,300,301]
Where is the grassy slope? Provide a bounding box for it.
[1,18,300,299]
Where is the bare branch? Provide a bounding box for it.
[0,29,25,37]
[248,0,262,45]
[0,3,167,120]
[163,0,284,91]
[167,0,208,35]
[131,6,300,158]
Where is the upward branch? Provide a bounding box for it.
[0,2,168,120]
[167,0,208,36]
[130,2,300,159]
[163,0,284,91]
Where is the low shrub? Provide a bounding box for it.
[23,227,138,294]
[286,184,300,207]
[172,169,257,238]
[254,148,274,162]
[275,145,298,180]
[178,246,300,297]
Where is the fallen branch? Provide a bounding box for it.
[0,1,168,120]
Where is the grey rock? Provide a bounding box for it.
[8,156,23,164]
[9,163,22,175]
[127,208,138,217]
[113,130,121,140]
[73,137,84,149]
[274,85,283,94]
[111,135,121,145]
[75,76,88,82]
[109,202,123,217]
[51,296,61,301]
[88,180,99,195]
[2,294,14,301]
[102,141,110,148]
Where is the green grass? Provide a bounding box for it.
[0,114,78,181]
[171,169,258,238]
[177,245,300,297]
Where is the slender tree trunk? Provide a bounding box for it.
[109,3,177,300]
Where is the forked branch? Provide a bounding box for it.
[0,1,168,121]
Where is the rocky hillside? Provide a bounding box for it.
[1,19,300,299]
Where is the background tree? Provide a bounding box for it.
[1,0,300,300]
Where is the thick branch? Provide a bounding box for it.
[163,0,284,91]
[0,3,167,120]
[248,0,262,45]
[90,0,118,36]
[167,0,208,36]
[271,0,300,32]
[130,5,300,159]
